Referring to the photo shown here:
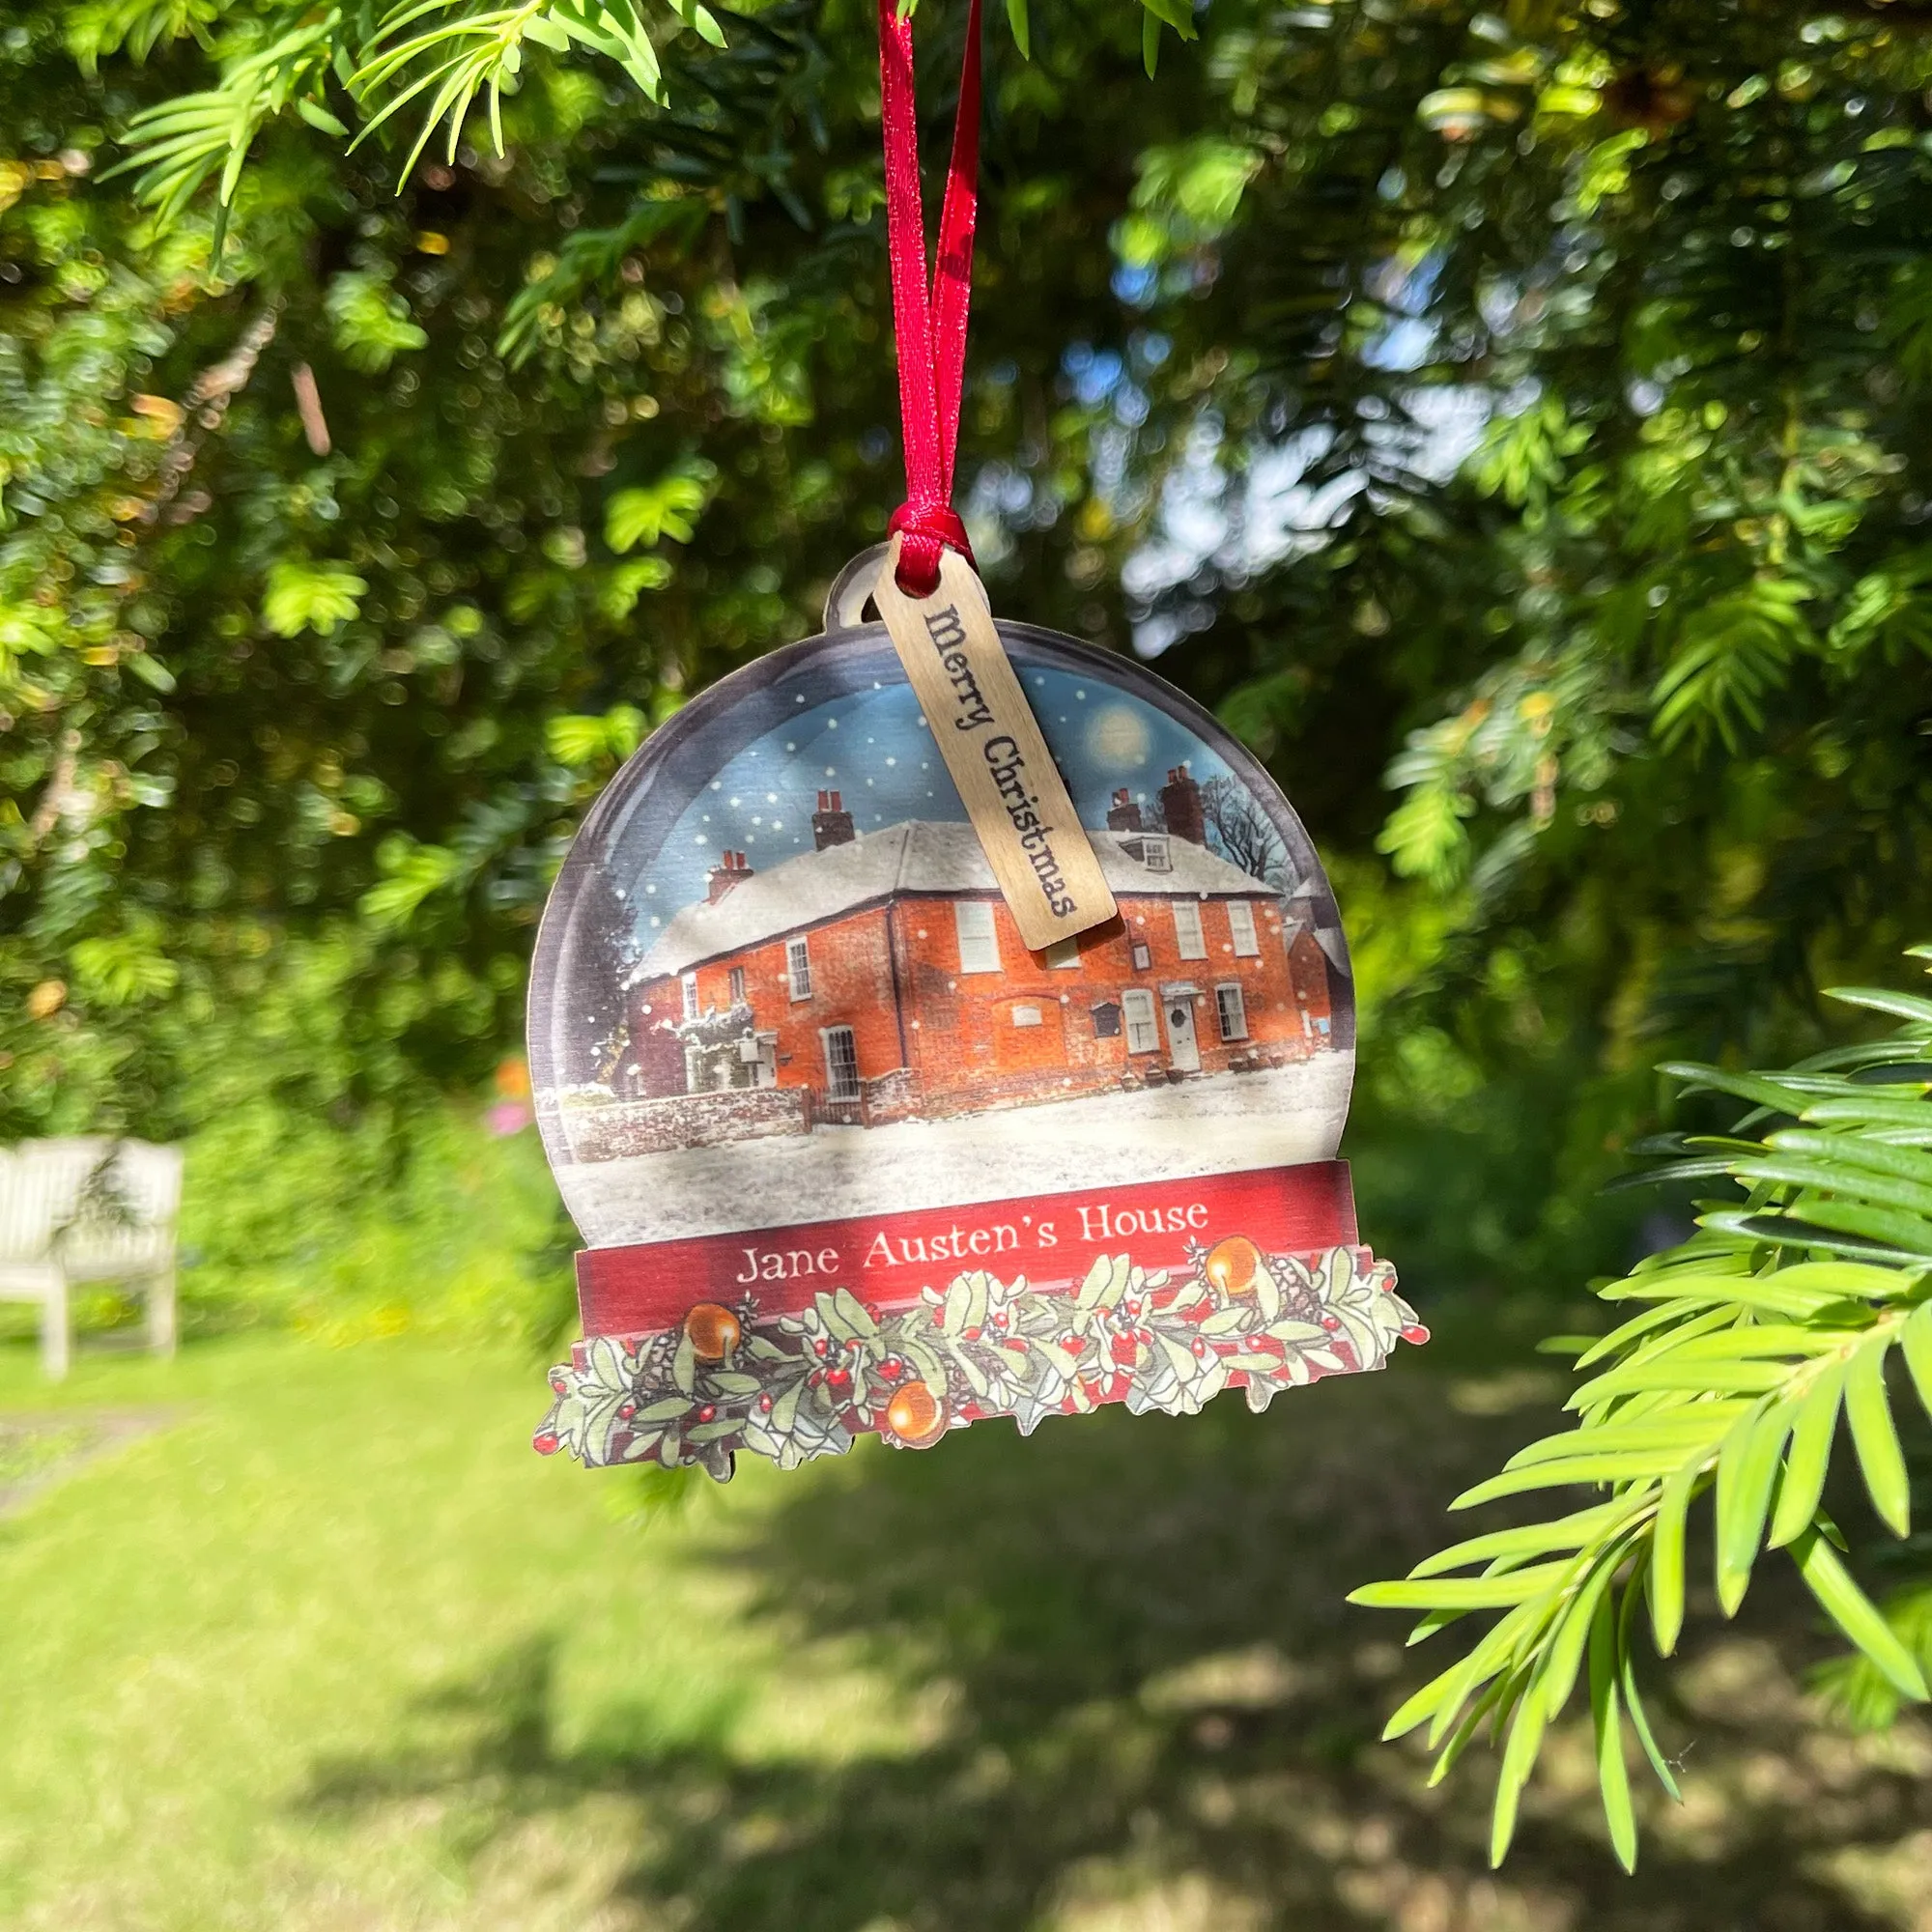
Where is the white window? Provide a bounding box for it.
[1142,835,1171,872]
[728,965,747,1004]
[1215,983,1249,1041]
[1228,901,1259,957]
[1122,988,1160,1054]
[681,972,698,1019]
[1043,936,1081,969]
[1011,1004,1042,1027]
[787,936,812,1001]
[1172,900,1206,959]
[822,1026,859,1101]
[955,899,1001,973]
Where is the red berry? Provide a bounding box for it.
[532,1432,560,1456]
[992,1311,1009,1331]
[828,1368,851,1388]
[880,1356,903,1379]
[1402,1323,1431,1345]
[757,1393,773,1412]
[618,1401,637,1420]
[1321,1315,1341,1331]
[1192,1337,1208,1359]
[813,1337,830,1357]
[963,1325,981,1342]
[550,1373,568,1394]
[697,1404,717,1423]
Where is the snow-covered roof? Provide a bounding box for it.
[632,820,1282,980]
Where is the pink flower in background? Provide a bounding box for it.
[488,1056,534,1133]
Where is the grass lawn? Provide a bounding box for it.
[2,1331,1931,1930]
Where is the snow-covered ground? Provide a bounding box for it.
[557,1053,1354,1247]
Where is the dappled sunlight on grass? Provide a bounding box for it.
[2,1334,1931,1927]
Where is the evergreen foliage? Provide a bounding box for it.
[1356,948,1932,1867]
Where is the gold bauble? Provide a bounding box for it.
[884,1378,947,1447]
[685,1301,742,1361]
[1205,1236,1264,1297]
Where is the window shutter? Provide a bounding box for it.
[954,900,1001,973]
[1173,901,1206,959]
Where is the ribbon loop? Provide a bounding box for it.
[878,0,982,596]
[887,500,973,595]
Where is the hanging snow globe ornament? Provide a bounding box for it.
[526,0,1422,1477]
[526,562,1423,1474]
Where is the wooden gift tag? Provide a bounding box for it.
[871,536,1119,950]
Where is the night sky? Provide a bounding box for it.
[626,665,1250,946]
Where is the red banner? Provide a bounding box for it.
[576,1160,1360,1338]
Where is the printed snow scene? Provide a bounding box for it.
[529,621,1356,1250]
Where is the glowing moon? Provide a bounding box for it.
[1089,703,1151,768]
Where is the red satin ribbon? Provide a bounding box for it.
[877,0,981,595]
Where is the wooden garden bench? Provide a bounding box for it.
[0,1140,184,1378]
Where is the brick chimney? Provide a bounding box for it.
[707,849,753,901]
[1159,762,1206,846]
[811,789,855,850]
[1106,787,1144,832]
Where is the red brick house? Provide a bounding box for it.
[624,774,1335,1127]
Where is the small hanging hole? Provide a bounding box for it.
[823,544,893,633]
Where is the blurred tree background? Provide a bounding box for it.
[9,0,1932,1889]
[12,0,1932,1333]
[9,0,1930,1262]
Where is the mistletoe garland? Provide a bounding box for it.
[534,1238,1427,1478]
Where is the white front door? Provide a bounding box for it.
[1163,994,1200,1073]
